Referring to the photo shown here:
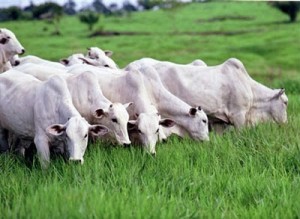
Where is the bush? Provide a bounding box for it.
[0,6,23,21]
[79,11,100,31]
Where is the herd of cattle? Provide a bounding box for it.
[0,28,288,168]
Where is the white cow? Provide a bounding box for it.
[11,54,66,69]
[127,65,209,141]
[0,71,108,168]
[60,53,86,66]
[84,47,118,69]
[0,28,25,72]
[127,58,288,129]
[65,71,132,145]
[14,63,68,80]
[13,66,132,145]
[67,66,175,155]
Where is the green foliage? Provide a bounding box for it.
[32,2,63,20]
[269,1,300,22]
[79,11,100,31]
[0,6,23,21]
[1,3,300,217]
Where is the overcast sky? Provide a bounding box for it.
[0,0,138,9]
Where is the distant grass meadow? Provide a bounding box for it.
[0,2,300,218]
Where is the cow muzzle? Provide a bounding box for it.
[69,157,84,165]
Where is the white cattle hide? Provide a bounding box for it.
[0,71,108,168]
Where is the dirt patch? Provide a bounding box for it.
[172,29,264,36]
[197,15,255,23]
[89,31,151,37]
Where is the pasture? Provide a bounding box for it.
[1,2,300,218]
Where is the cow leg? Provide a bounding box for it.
[232,111,247,129]
[0,128,9,153]
[34,135,50,169]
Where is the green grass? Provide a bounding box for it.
[1,2,300,218]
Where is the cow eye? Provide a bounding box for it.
[202,119,207,124]
[138,129,142,134]
[111,118,118,123]
[284,101,288,106]
[155,128,159,134]
[84,134,88,138]
[104,65,109,68]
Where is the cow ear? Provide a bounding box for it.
[189,108,197,116]
[105,50,113,57]
[127,120,137,130]
[272,88,285,99]
[60,58,69,65]
[94,109,107,118]
[123,102,133,109]
[46,124,66,136]
[0,37,8,44]
[89,125,109,136]
[159,119,175,128]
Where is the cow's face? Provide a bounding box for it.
[86,47,118,69]
[186,107,209,141]
[270,88,288,124]
[128,113,174,155]
[47,116,108,164]
[95,102,132,145]
[0,29,25,59]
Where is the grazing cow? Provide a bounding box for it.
[83,47,118,69]
[13,67,132,145]
[0,28,25,72]
[0,71,108,168]
[127,65,209,141]
[65,71,132,145]
[11,55,66,69]
[127,58,288,129]
[14,63,68,80]
[67,66,175,155]
[60,53,86,66]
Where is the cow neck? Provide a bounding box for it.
[247,79,275,124]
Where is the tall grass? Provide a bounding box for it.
[0,2,300,218]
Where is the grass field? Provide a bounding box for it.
[1,2,300,218]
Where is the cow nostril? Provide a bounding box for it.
[123,143,131,148]
[151,152,156,157]
[20,49,25,55]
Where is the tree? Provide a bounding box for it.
[92,0,111,15]
[137,0,162,10]
[0,6,23,21]
[270,1,300,23]
[63,0,77,15]
[32,2,63,35]
[79,11,99,31]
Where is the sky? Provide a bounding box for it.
[0,0,139,9]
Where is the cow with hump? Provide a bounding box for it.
[0,70,108,168]
[12,66,132,146]
[127,57,288,130]
[0,28,25,72]
[67,65,175,156]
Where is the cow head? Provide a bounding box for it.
[0,29,25,64]
[270,88,288,124]
[128,113,175,155]
[85,47,118,69]
[46,116,108,164]
[94,102,132,145]
[185,106,209,141]
[60,53,85,66]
